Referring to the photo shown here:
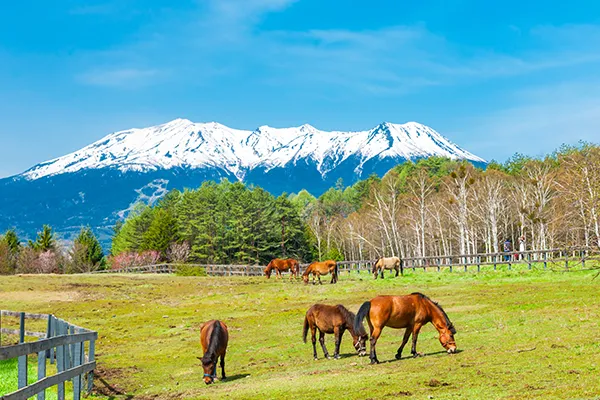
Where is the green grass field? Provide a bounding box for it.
[1,269,599,399]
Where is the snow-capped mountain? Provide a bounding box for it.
[22,119,484,181]
[1,119,485,249]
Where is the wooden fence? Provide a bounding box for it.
[93,247,600,277]
[0,311,97,400]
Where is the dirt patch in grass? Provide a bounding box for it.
[0,290,81,302]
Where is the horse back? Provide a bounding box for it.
[200,320,229,355]
[306,304,345,333]
[369,295,421,329]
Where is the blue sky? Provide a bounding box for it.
[1,0,600,177]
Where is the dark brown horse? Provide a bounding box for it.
[354,293,457,364]
[199,320,229,384]
[264,258,299,280]
[303,304,368,359]
[302,260,338,284]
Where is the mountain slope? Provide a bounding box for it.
[1,119,485,249]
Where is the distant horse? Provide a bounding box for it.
[302,260,338,284]
[372,256,401,279]
[302,304,368,360]
[199,320,229,384]
[354,293,457,364]
[264,258,299,280]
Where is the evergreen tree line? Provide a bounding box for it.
[0,225,104,275]
[111,180,314,264]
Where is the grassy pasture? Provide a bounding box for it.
[1,268,599,399]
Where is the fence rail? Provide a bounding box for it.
[93,247,600,277]
[0,310,97,400]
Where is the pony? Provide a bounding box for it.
[302,304,368,360]
[372,256,401,279]
[302,260,338,284]
[264,258,299,280]
[354,293,457,364]
[199,320,229,384]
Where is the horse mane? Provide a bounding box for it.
[202,321,223,365]
[336,305,366,336]
[411,293,456,334]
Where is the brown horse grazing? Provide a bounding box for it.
[372,256,401,279]
[302,260,338,284]
[264,258,299,280]
[302,304,368,360]
[199,320,229,384]
[354,293,457,364]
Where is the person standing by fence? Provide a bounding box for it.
[503,239,512,262]
[518,235,526,260]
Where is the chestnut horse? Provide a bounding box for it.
[354,293,457,364]
[264,258,299,280]
[199,320,229,384]
[372,256,401,279]
[302,304,368,360]
[302,260,338,284]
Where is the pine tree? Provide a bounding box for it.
[74,227,104,266]
[3,229,21,253]
[141,208,177,256]
[34,225,55,251]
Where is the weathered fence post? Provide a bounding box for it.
[87,338,95,394]
[37,336,46,400]
[18,312,27,389]
[73,329,82,400]
[56,322,65,400]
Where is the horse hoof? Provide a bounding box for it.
[314,357,318,361]
[333,355,340,360]
[370,359,379,365]
[395,353,402,360]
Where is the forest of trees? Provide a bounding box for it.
[111,143,600,265]
[2,143,599,273]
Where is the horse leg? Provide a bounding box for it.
[411,324,424,357]
[333,327,342,359]
[317,273,322,285]
[395,327,412,360]
[395,266,399,277]
[381,269,385,279]
[369,327,382,364]
[318,330,330,359]
[220,353,226,379]
[311,326,318,360]
[373,268,378,280]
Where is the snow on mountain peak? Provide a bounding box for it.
[20,119,485,181]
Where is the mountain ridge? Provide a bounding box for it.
[19,119,485,181]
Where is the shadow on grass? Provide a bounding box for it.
[379,349,464,364]
[222,373,251,382]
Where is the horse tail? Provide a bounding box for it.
[354,301,371,335]
[334,261,339,282]
[302,314,309,343]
